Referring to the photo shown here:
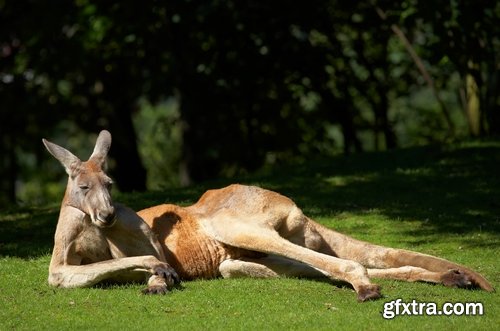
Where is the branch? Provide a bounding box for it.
[375,6,455,136]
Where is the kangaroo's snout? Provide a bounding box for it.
[98,207,116,226]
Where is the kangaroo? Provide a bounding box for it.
[43,130,493,301]
[43,130,179,294]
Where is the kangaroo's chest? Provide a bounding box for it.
[74,227,112,264]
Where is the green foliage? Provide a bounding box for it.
[134,99,183,189]
[1,0,499,205]
[1,142,499,330]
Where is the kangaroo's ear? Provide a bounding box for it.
[42,139,81,175]
[89,130,112,165]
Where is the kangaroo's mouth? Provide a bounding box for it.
[91,212,117,228]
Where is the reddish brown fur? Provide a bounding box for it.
[136,184,493,300]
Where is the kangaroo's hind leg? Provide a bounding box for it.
[219,255,328,279]
[203,211,381,302]
[308,220,493,291]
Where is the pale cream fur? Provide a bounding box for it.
[43,130,493,301]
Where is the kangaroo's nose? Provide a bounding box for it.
[105,210,116,223]
[100,207,116,224]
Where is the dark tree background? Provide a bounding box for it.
[0,0,498,206]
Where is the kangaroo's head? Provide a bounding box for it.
[43,130,116,228]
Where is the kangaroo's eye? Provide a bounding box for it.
[79,184,90,190]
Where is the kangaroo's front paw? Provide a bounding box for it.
[142,284,169,295]
[152,262,180,287]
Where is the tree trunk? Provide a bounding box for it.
[377,96,397,149]
[465,72,481,136]
[484,62,500,135]
[321,90,363,154]
[107,106,147,192]
[0,134,17,206]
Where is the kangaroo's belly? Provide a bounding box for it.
[165,225,238,280]
[139,204,250,280]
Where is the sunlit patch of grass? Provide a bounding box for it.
[324,174,377,187]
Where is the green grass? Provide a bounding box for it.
[1,142,499,330]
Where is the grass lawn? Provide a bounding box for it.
[1,142,499,330]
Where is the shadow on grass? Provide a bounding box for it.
[2,142,499,259]
[253,143,500,236]
[0,206,58,258]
